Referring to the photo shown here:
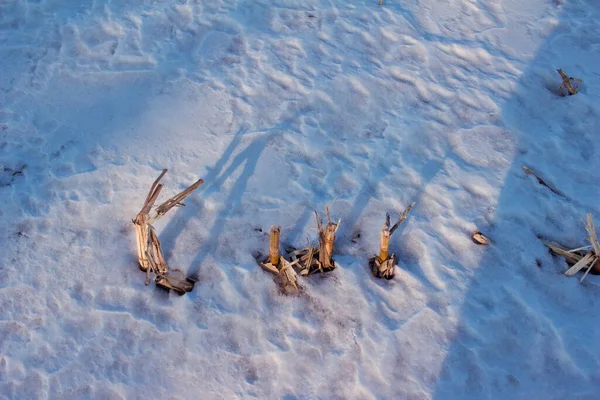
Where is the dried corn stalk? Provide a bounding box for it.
[269,226,281,266]
[284,207,340,276]
[289,238,316,276]
[133,169,203,294]
[544,213,600,281]
[564,252,594,277]
[522,166,563,197]
[257,226,281,274]
[133,169,167,271]
[315,206,340,271]
[370,203,414,279]
[544,242,585,265]
[557,69,582,96]
[146,228,167,283]
[256,226,299,294]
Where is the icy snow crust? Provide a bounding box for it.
[1,0,600,399]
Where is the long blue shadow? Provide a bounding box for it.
[434,1,600,398]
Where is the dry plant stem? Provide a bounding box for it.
[379,229,390,261]
[372,204,415,279]
[580,257,597,283]
[145,251,158,284]
[567,245,592,253]
[379,203,415,262]
[296,238,316,276]
[304,245,315,275]
[389,203,415,236]
[148,229,167,275]
[557,69,582,96]
[286,207,339,276]
[134,213,150,272]
[544,215,600,279]
[142,169,167,214]
[565,252,594,276]
[320,224,338,269]
[583,214,600,256]
[270,226,281,266]
[151,178,204,222]
[583,214,600,274]
[133,169,203,293]
[544,242,583,265]
[315,207,340,271]
[144,229,168,284]
[522,166,563,197]
[133,170,167,271]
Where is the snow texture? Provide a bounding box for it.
[1,0,600,399]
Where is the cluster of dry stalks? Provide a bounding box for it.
[545,214,600,282]
[131,172,416,295]
[521,161,599,281]
[132,157,597,296]
[521,162,599,280]
[257,207,341,294]
[133,169,203,294]
[257,203,416,293]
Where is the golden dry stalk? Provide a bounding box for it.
[146,228,168,281]
[371,203,414,279]
[133,169,166,271]
[557,69,582,96]
[256,244,299,294]
[379,229,390,261]
[283,207,340,276]
[269,226,281,266]
[132,169,203,294]
[315,206,340,272]
[133,212,151,272]
[256,225,300,294]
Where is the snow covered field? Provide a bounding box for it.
[2,0,600,398]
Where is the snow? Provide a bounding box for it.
[1,0,600,398]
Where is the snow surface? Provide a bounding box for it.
[2,0,600,398]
